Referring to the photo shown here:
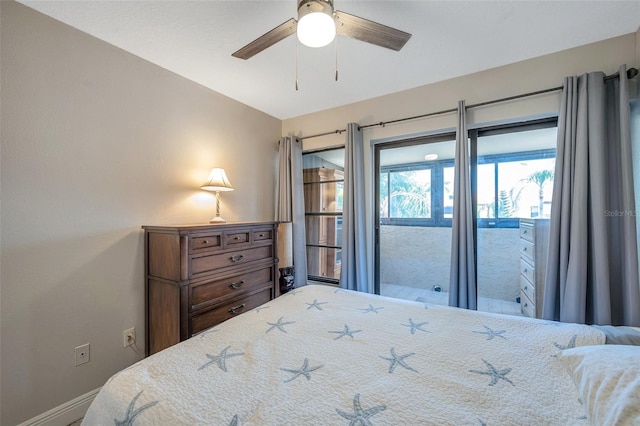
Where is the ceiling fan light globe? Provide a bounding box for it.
[297,12,336,48]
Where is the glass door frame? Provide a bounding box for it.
[373,132,456,295]
[373,117,558,297]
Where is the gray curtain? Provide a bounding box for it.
[276,136,308,286]
[275,137,292,222]
[632,99,640,289]
[340,123,371,292]
[543,65,640,326]
[449,100,477,309]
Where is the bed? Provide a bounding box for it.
[83,284,640,425]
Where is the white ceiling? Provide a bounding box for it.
[18,1,640,120]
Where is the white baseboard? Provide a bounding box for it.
[17,387,101,426]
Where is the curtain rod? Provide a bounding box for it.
[298,67,638,141]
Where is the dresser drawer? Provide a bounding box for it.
[191,286,272,335]
[520,258,535,283]
[190,266,273,312]
[520,239,534,263]
[253,228,273,242]
[520,291,535,317]
[191,245,273,277]
[520,275,535,304]
[225,231,250,247]
[519,222,534,243]
[190,233,222,253]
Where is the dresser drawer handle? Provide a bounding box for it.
[234,236,241,240]
[524,285,528,290]
[229,304,245,315]
[229,254,245,263]
[259,233,264,237]
[202,240,209,244]
[522,247,528,252]
[229,280,245,289]
[522,230,528,234]
[523,268,528,273]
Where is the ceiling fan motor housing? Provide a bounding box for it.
[296,0,336,47]
[297,0,335,20]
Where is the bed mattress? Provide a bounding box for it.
[83,284,605,425]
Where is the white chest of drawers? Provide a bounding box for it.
[519,218,549,318]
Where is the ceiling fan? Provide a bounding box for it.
[232,0,412,60]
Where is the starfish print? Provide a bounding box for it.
[359,304,384,314]
[254,305,270,313]
[402,318,431,334]
[554,334,578,350]
[285,289,302,296]
[306,299,328,310]
[114,391,158,426]
[380,348,418,373]
[329,325,362,340]
[336,393,387,425]
[280,358,324,383]
[473,325,507,340]
[551,334,578,357]
[469,359,515,386]
[229,414,239,426]
[266,317,295,333]
[198,346,244,372]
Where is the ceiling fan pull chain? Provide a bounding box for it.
[334,32,339,82]
[295,39,299,91]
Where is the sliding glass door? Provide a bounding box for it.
[375,118,557,316]
[375,135,455,304]
[474,121,557,316]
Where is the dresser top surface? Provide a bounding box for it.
[143,221,278,232]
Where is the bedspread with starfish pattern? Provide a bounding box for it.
[83,284,605,425]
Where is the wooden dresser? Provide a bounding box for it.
[518,218,549,318]
[143,222,278,355]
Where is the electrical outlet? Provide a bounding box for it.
[75,343,90,366]
[123,327,136,348]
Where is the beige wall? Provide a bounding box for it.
[283,30,639,291]
[0,2,280,424]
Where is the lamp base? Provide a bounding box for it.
[210,216,226,223]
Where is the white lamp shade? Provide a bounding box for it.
[297,9,336,47]
[201,168,234,192]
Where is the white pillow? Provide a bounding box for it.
[559,345,640,425]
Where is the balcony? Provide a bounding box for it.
[378,224,524,316]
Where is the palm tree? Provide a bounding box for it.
[522,169,554,217]
[391,185,431,218]
[498,190,513,218]
[389,170,431,218]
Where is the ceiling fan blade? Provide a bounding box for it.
[232,18,297,60]
[334,11,411,51]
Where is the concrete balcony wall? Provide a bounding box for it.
[380,225,521,302]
